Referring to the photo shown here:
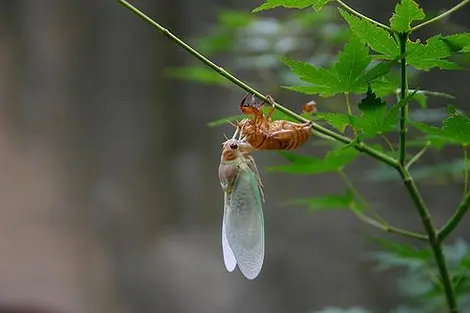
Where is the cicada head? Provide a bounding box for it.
[221,139,254,162]
[240,93,264,117]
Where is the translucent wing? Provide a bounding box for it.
[225,165,264,280]
[222,193,237,272]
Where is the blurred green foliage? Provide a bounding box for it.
[166,0,470,311]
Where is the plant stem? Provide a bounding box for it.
[396,166,458,313]
[335,0,392,31]
[464,145,469,196]
[117,0,398,168]
[395,89,456,100]
[406,145,428,170]
[410,0,470,32]
[381,134,396,153]
[398,33,409,166]
[439,191,470,241]
[438,146,470,242]
[344,92,356,136]
[339,171,427,241]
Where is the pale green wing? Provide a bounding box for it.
[222,193,237,272]
[225,165,264,280]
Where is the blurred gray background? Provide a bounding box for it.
[0,1,469,313]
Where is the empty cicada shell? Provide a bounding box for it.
[237,94,312,150]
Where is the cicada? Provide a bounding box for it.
[237,93,312,150]
[218,131,265,279]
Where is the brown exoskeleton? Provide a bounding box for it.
[237,94,312,150]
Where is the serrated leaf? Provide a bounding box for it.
[442,110,470,145]
[285,191,354,211]
[357,60,398,86]
[206,114,246,127]
[411,108,470,146]
[407,35,460,70]
[314,112,350,133]
[390,0,425,33]
[353,88,418,138]
[269,147,358,174]
[311,0,332,11]
[334,36,370,86]
[282,37,393,97]
[339,9,400,59]
[442,33,470,53]
[351,87,397,137]
[252,0,319,12]
[281,57,340,96]
[165,66,230,86]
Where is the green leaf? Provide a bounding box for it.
[165,66,230,86]
[411,92,427,109]
[411,107,470,146]
[334,36,371,86]
[314,112,350,133]
[407,35,460,70]
[195,31,234,55]
[285,191,354,211]
[350,87,397,137]
[339,9,400,59]
[282,37,393,97]
[368,237,432,271]
[281,57,340,96]
[442,109,470,146]
[442,33,470,53]
[357,60,398,86]
[252,0,324,12]
[311,0,332,11]
[269,147,358,174]
[389,0,425,33]
[218,10,253,28]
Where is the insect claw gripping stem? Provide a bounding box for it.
[264,95,276,120]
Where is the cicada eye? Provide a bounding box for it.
[229,143,238,150]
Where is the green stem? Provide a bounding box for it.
[335,0,392,31]
[381,134,396,153]
[396,166,458,313]
[406,145,428,170]
[439,191,470,241]
[117,0,398,168]
[395,89,456,100]
[438,146,470,242]
[398,33,409,166]
[339,171,427,241]
[464,145,469,196]
[344,92,356,136]
[410,0,470,32]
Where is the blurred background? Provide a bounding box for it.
[0,1,469,313]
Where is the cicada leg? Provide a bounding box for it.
[264,95,276,120]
